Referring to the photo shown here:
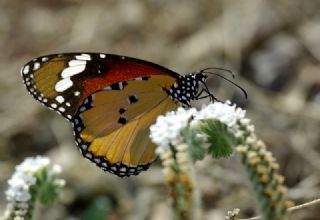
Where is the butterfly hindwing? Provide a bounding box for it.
[72,76,178,177]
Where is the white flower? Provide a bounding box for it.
[150,107,196,154]
[5,157,49,206]
[150,101,252,155]
[192,101,245,128]
[6,178,31,202]
[52,164,62,174]
[16,156,50,173]
[3,156,65,220]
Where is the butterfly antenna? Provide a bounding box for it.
[200,67,235,78]
[203,70,248,99]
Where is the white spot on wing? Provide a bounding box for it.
[74,91,80,96]
[51,103,57,108]
[23,65,30,74]
[58,107,65,112]
[75,54,91,60]
[81,144,88,150]
[99,54,106,58]
[41,57,48,62]
[56,95,65,103]
[85,153,92,158]
[79,106,86,112]
[118,82,123,90]
[55,78,73,92]
[61,65,86,78]
[68,60,87,67]
[33,62,40,70]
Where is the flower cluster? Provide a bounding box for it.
[3,156,65,220]
[150,101,250,154]
[192,101,253,138]
[151,101,290,219]
[150,107,197,154]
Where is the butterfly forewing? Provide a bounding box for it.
[72,76,178,177]
[21,53,179,120]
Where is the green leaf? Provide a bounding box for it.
[200,119,235,158]
[182,126,206,161]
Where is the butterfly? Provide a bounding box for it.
[20,53,247,177]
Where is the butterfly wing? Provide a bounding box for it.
[21,53,179,120]
[73,76,178,177]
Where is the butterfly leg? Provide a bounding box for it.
[195,82,217,102]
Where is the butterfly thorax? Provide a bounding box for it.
[168,72,207,107]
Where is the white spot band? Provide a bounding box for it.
[61,65,86,78]
[55,78,73,92]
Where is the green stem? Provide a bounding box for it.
[237,140,289,220]
[164,141,201,220]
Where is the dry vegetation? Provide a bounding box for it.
[0,0,319,219]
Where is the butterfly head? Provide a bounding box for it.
[168,67,247,107]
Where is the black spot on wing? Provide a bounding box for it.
[119,108,126,114]
[128,95,138,104]
[118,116,127,125]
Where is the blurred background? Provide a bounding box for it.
[0,0,320,219]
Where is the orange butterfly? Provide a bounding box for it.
[21,53,246,177]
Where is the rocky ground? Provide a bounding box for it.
[0,0,319,219]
